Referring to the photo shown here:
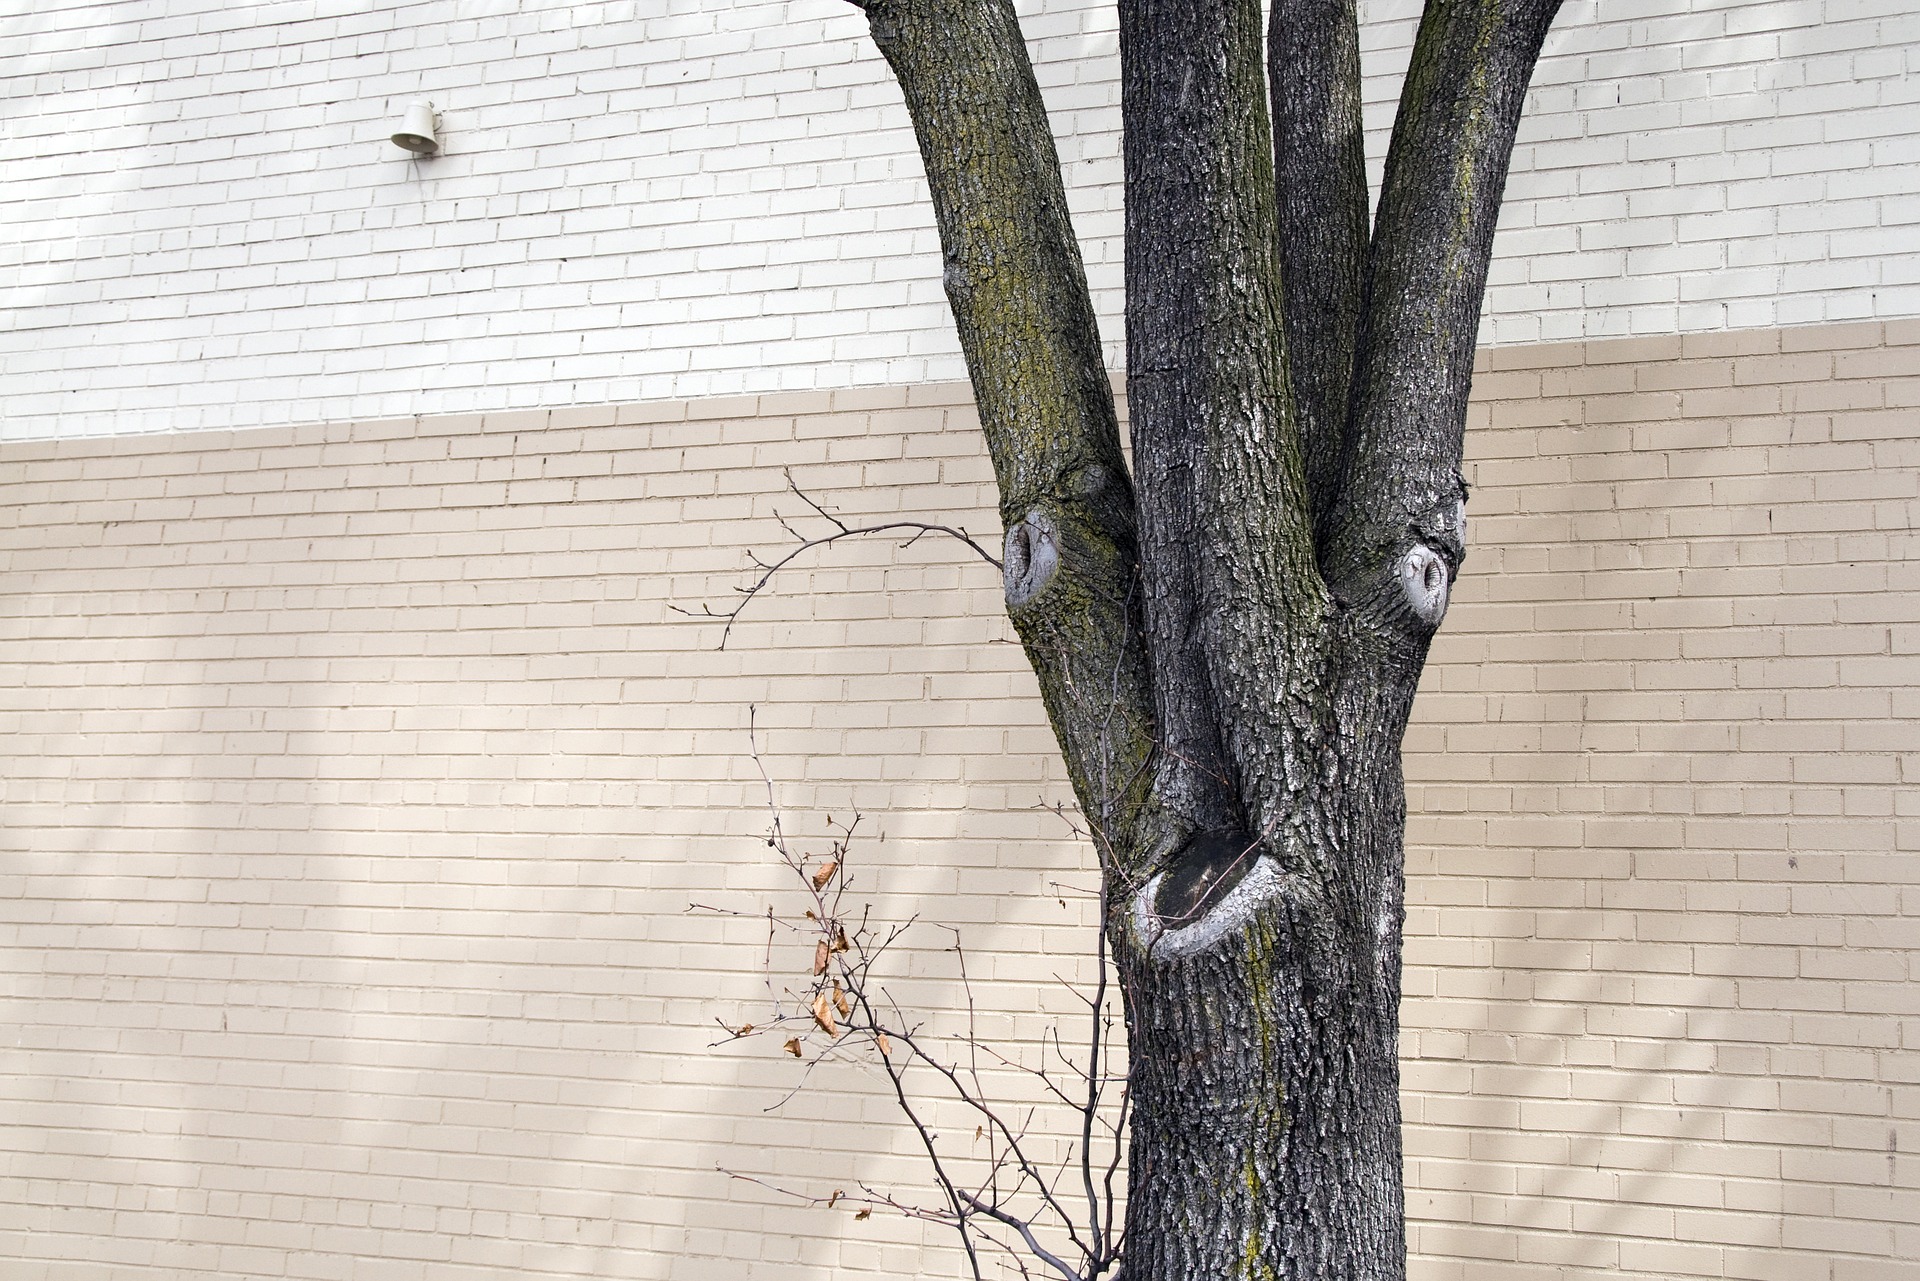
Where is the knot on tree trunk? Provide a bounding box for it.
[1396,542,1450,626]
[1392,480,1467,629]
[1002,510,1060,606]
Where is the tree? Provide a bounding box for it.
[798,0,1562,1275]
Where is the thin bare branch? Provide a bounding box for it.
[1080,872,1111,1260]
[958,1188,1085,1281]
[673,472,1001,649]
[863,989,989,1281]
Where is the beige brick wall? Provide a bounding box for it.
[2,320,1915,1279]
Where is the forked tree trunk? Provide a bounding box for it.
[857,0,1563,1274]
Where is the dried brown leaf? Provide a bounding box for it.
[875,1032,891,1058]
[811,990,838,1036]
[812,940,829,977]
[783,1037,802,1058]
[832,925,849,953]
[854,1207,871,1221]
[811,859,838,891]
[832,983,850,1019]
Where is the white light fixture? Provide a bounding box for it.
[391,102,440,155]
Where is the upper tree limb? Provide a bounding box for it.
[1322,0,1565,632]
[861,0,1158,864]
[1269,0,1370,534]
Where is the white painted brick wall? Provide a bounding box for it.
[1,0,1916,439]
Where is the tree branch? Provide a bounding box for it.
[956,1189,1085,1281]
[1269,0,1370,532]
[1119,0,1335,862]
[863,0,1158,872]
[671,472,1000,649]
[1324,0,1564,632]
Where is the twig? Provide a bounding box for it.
[672,470,1003,648]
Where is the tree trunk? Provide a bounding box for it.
[1113,635,1423,1280]
[854,0,1564,1274]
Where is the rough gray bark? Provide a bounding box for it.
[1269,0,1368,532]
[853,0,1563,1275]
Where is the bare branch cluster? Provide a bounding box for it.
[692,713,1126,1281]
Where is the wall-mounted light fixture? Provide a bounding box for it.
[391,102,440,155]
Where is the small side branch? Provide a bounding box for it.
[672,471,1001,649]
[957,1189,1085,1281]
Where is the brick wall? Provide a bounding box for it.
[3,319,1915,1279]
[3,0,1917,439]
[1405,319,1920,1278]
